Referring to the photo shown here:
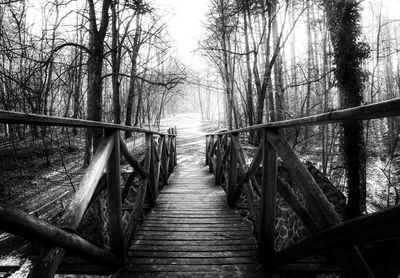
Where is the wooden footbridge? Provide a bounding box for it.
[1,98,400,277]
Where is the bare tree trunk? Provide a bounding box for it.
[304,1,314,142]
[84,0,111,166]
[125,15,142,137]
[111,0,120,124]
[134,79,144,127]
[271,0,284,122]
[321,18,330,175]
[243,1,255,143]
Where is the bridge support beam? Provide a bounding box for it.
[106,129,124,260]
[259,128,277,266]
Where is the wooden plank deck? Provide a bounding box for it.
[117,164,261,278]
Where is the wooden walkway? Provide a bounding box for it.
[117,163,260,277]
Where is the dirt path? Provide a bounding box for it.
[160,113,211,167]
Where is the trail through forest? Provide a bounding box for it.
[0,113,215,277]
[161,113,211,166]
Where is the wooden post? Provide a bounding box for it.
[208,135,215,173]
[205,135,209,165]
[168,134,174,174]
[145,133,156,208]
[106,130,124,260]
[164,134,171,175]
[227,134,238,207]
[260,128,277,266]
[215,135,223,185]
[153,137,162,191]
[160,135,169,184]
[173,126,177,166]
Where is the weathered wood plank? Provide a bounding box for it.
[159,135,169,185]
[119,135,147,179]
[230,138,261,243]
[215,135,223,184]
[0,205,120,267]
[129,245,258,252]
[205,135,210,165]
[227,134,238,207]
[116,270,260,278]
[267,130,373,278]
[236,143,263,191]
[173,127,177,166]
[121,163,259,277]
[130,257,258,265]
[206,97,400,135]
[121,264,257,272]
[132,236,254,242]
[138,223,252,229]
[145,133,156,208]
[152,140,160,194]
[145,214,240,219]
[0,109,169,136]
[129,250,259,258]
[140,219,248,224]
[208,136,215,173]
[277,178,319,232]
[274,203,400,265]
[28,134,115,278]
[106,130,124,259]
[259,128,277,265]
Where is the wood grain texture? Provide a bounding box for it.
[117,164,260,277]
[0,109,169,136]
[206,97,400,135]
[28,134,116,278]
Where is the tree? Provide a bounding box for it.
[84,0,111,165]
[322,0,370,218]
[201,0,238,130]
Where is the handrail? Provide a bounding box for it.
[203,98,400,276]
[0,110,174,136]
[0,205,120,267]
[0,110,178,277]
[206,97,400,135]
[273,203,400,265]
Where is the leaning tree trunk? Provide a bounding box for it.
[323,0,369,219]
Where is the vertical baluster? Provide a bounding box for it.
[106,129,124,259]
[227,133,238,207]
[173,126,177,167]
[152,137,160,195]
[260,128,277,265]
[205,135,209,165]
[168,132,174,174]
[160,135,169,184]
[145,133,156,208]
[208,135,214,173]
[216,135,223,185]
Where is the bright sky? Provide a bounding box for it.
[25,0,399,72]
[153,0,209,71]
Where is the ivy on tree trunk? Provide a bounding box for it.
[322,0,370,219]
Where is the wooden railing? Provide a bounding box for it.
[0,110,177,278]
[205,97,400,277]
